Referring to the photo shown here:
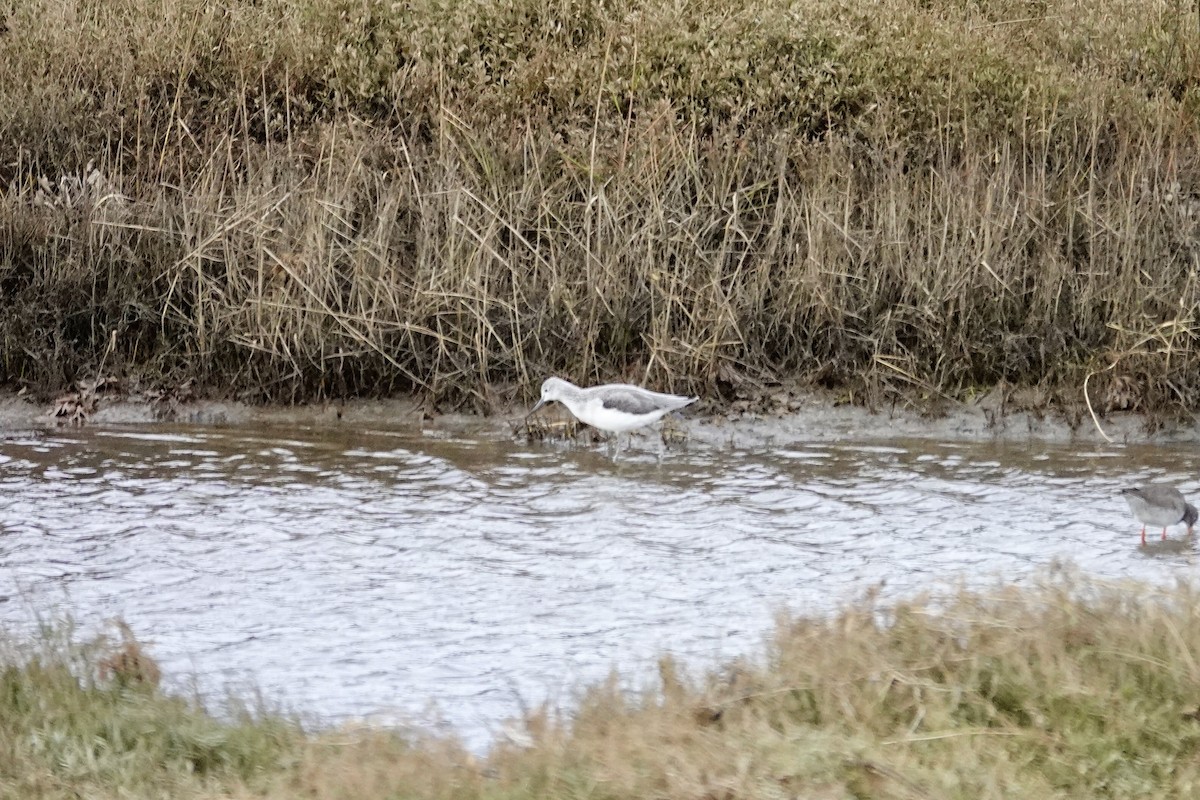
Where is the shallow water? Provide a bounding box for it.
[0,424,1195,748]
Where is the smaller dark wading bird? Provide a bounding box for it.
[1119,485,1198,545]
[527,377,699,455]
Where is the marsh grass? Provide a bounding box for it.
[0,620,299,799]
[9,572,1200,798]
[3,0,1200,411]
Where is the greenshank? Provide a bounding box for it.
[1119,485,1198,544]
[528,377,698,453]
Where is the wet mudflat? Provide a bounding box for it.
[0,423,1193,748]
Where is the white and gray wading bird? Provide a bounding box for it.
[1119,485,1198,545]
[527,377,699,453]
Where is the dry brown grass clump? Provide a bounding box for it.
[3,1,1200,411]
[96,620,162,689]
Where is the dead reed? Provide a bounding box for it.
[3,0,1200,411]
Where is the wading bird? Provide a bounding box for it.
[1119,485,1198,545]
[527,377,698,455]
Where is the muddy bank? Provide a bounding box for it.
[1,386,1196,447]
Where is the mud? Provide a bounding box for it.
[0,388,1195,447]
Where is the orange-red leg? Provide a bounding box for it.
[1163,527,1168,541]
[1141,526,1147,545]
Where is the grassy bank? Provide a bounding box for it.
[8,573,1200,799]
[3,1,1200,411]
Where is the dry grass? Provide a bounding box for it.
[3,0,1200,411]
[9,571,1200,798]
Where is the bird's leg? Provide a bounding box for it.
[1162,527,1168,541]
[1141,526,1147,545]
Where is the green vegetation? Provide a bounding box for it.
[0,622,298,798]
[9,573,1200,798]
[3,0,1200,410]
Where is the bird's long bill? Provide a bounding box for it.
[526,399,547,418]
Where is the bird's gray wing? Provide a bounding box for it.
[599,389,663,416]
[1142,485,1186,514]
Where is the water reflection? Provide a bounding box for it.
[0,425,1195,747]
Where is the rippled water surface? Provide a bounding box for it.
[1,424,1196,747]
